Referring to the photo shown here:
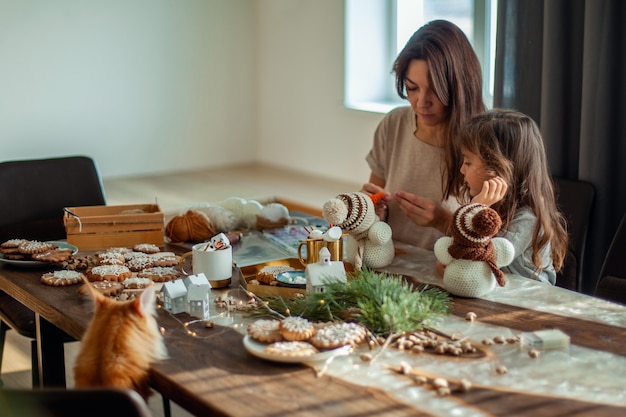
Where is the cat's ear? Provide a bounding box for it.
[133,285,156,317]
[79,277,106,307]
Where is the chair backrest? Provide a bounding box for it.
[594,213,626,304]
[0,156,106,242]
[0,388,152,417]
[552,177,595,292]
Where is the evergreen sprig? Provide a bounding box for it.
[248,268,451,336]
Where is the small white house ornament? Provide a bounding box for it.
[162,279,188,314]
[184,273,212,319]
[305,247,346,294]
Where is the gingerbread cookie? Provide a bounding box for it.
[88,265,132,282]
[1,238,28,248]
[309,322,367,349]
[106,247,133,255]
[41,270,85,286]
[138,266,181,282]
[126,256,154,272]
[97,252,126,266]
[32,248,74,263]
[279,316,315,341]
[247,319,284,343]
[150,253,180,267]
[18,240,57,254]
[122,277,154,289]
[133,243,161,254]
[0,247,26,260]
[264,341,319,357]
[80,280,124,297]
[256,265,295,285]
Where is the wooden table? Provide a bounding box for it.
[2,239,626,416]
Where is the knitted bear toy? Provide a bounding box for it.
[322,192,394,270]
[434,203,515,298]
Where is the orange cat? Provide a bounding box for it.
[74,280,168,399]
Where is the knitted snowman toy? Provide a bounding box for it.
[322,192,394,270]
[434,203,515,298]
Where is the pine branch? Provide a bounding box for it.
[246,268,451,336]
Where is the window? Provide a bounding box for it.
[344,0,497,113]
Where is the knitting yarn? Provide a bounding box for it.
[165,210,216,243]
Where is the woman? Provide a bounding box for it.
[363,20,485,249]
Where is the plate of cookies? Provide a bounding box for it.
[244,317,365,363]
[243,335,353,364]
[0,239,78,268]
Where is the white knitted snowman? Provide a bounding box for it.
[322,192,394,270]
[434,203,514,298]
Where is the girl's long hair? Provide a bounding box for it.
[458,109,568,272]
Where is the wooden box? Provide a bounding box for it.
[64,204,164,250]
[239,258,306,299]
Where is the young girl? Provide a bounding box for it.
[457,109,568,284]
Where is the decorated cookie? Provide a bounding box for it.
[247,319,284,343]
[122,277,154,289]
[18,240,57,254]
[1,238,28,248]
[126,256,154,272]
[88,265,132,282]
[138,266,181,282]
[97,252,126,266]
[41,270,85,286]
[80,280,124,297]
[32,248,74,263]
[150,253,181,267]
[279,316,315,341]
[264,341,319,357]
[309,322,367,349]
[133,243,161,254]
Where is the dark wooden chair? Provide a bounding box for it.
[0,388,152,417]
[552,177,595,293]
[0,155,106,388]
[594,213,626,305]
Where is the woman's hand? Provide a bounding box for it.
[472,177,508,206]
[393,190,453,234]
[361,182,392,221]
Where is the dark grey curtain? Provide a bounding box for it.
[494,0,626,293]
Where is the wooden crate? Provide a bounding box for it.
[64,204,164,250]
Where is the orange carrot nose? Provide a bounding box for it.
[369,192,386,205]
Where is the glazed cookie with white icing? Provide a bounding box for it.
[264,341,319,357]
[247,319,284,343]
[88,265,132,282]
[309,322,367,349]
[41,270,85,286]
[279,316,315,341]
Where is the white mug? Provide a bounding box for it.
[179,243,232,288]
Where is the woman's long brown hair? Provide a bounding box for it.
[393,19,486,198]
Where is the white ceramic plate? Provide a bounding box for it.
[243,335,352,364]
[0,241,79,268]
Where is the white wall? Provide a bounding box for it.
[0,0,385,185]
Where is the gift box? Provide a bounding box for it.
[64,204,164,250]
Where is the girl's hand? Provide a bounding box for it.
[472,177,508,206]
[394,190,453,234]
